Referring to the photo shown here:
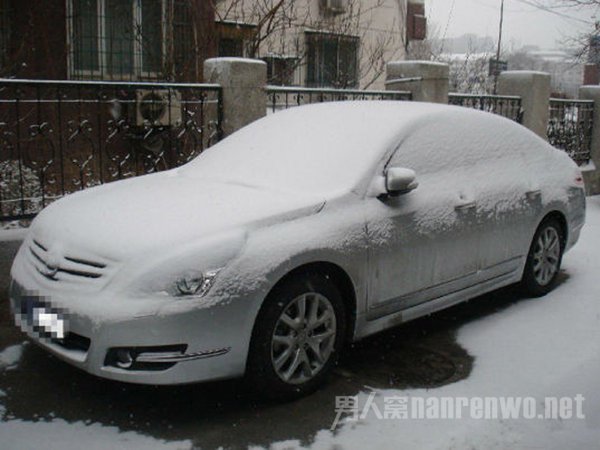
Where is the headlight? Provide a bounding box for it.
[124,229,246,298]
[171,269,220,298]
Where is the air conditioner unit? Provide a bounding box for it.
[320,0,346,14]
[135,89,182,127]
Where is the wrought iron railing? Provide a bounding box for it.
[547,98,594,166]
[448,93,523,123]
[266,86,412,113]
[0,78,222,221]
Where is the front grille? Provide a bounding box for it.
[27,239,109,285]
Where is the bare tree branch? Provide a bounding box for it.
[213,0,405,88]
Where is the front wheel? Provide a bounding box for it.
[521,218,565,297]
[246,273,346,400]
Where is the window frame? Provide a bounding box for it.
[215,20,257,58]
[0,0,11,72]
[66,0,168,80]
[304,30,360,88]
[262,54,300,86]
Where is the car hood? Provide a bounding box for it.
[29,171,326,261]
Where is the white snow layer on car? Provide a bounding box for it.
[181,102,576,309]
[14,101,577,323]
[184,101,573,202]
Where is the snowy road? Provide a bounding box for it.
[0,197,599,449]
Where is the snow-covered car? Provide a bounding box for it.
[9,102,586,399]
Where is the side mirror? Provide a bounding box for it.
[385,167,418,196]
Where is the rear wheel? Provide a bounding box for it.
[246,273,346,400]
[521,218,565,297]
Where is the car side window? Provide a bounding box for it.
[388,113,522,175]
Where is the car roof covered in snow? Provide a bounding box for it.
[181,101,536,196]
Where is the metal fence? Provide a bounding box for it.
[449,93,523,123]
[0,78,222,221]
[547,98,594,166]
[266,86,412,114]
[0,0,10,72]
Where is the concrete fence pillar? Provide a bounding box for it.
[203,57,267,137]
[497,71,551,140]
[578,86,600,194]
[385,61,449,103]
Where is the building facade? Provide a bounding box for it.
[0,0,216,81]
[214,0,426,90]
[0,0,425,88]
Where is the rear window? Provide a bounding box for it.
[389,112,528,175]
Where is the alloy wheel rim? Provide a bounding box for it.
[532,226,561,286]
[271,292,337,385]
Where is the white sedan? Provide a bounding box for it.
[9,102,586,399]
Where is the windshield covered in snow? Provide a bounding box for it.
[181,102,427,196]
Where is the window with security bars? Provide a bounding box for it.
[263,55,300,86]
[67,0,194,80]
[219,38,244,57]
[215,21,257,58]
[305,32,359,88]
[0,0,10,72]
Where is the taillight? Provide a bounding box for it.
[574,170,585,188]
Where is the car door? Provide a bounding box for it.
[462,117,541,279]
[470,157,538,279]
[364,120,484,319]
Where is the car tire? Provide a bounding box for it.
[520,218,565,297]
[246,272,346,401]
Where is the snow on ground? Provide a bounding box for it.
[0,344,24,370]
[0,419,192,450]
[0,345,193,449]
[0,228,28,242]
[0,343,194,449]
[272,196,600,450]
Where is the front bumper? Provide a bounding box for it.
[9,280,254,385]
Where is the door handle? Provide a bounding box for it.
[455,201,477,211]
[526,189,541,200]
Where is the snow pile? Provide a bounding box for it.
[0,228,29,242]
[0,160,42,218]
[0,344,24,371]
[580,160,596,172]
